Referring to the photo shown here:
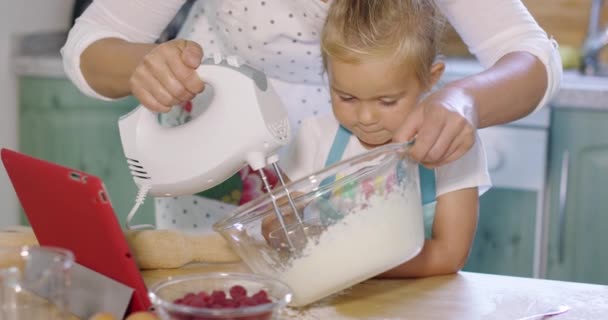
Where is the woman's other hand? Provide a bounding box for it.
[130,39,205,112]
[394,86,477,168]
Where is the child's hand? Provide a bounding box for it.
[394,86,477,168]
[129,39,205,113]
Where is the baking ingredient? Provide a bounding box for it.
[278,188,424,306]
[174,286,271,308]
[170,285,273,319]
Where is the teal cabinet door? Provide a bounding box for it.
[464,188,537,277]
[463,125,547,278]
[546,108,608,284]
[19,76,154,227]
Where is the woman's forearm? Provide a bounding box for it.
[448,51,548,129]
[80,38,157,99]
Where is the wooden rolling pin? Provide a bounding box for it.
[0,227,241,270]
[124,229,241,269]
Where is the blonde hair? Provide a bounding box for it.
[321,0,445,87]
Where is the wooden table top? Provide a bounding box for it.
[2,227,606,319]
[141,263,608,320]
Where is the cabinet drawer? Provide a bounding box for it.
[19,77,138,112]
[18,76,153,227]
[478,126,548,191]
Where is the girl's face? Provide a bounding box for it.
[327,56,443,148]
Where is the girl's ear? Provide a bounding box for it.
[426,61,445,91]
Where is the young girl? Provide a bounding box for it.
[279,0,491,277]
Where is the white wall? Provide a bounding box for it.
[0,1,73,227]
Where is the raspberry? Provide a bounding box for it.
[241,297,258,306]
[178,292,195,303]
[252,290,271,304]
[179,293,201,306]
[223,299,239,308]
[229,285,248,299]
[189,295,207,308]
[210,290,227,303]
[172,285,274,319]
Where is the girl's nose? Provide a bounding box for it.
[357,103,377,125]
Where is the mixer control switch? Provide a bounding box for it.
[268,119,290,141]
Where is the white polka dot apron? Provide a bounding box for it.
[156,0,334,232]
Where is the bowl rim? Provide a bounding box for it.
[148,272,292,316]
[213,141,412,231]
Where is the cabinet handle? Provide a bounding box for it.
[557,150,570,264]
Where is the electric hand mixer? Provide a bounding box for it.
[118,56,305,248]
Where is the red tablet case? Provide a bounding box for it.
[1,148,151,314]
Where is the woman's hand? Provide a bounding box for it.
[394,86,477,168]
[129,39,205,112]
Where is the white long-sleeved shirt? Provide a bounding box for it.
[60,0,561,231]
[62,0,561,111]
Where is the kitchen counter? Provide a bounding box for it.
[12,31,68,79]
[12,32,608,111]
[141,263,608,320]
[443,58,608,111]
[1,227,607,320]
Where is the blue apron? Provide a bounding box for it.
[322,125,437,238]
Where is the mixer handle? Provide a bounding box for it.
[125,60,265,121]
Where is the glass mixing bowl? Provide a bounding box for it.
[213,142,424,307]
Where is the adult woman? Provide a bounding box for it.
[61,0,561,230]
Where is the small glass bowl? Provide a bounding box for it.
[148,272,292,320]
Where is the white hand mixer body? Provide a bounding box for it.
[118,57,305,239]
[118,58,290,197]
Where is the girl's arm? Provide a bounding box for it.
[378,187,479,278]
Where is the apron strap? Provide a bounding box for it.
[419,166,436,205]
[324,125,352,168]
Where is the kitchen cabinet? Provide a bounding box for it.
[463,124,549,278]
[545,108,608,285]
[18,76,242,228]
[443,62,552,279]
[464,188,537,277]
[18,76,154,227]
